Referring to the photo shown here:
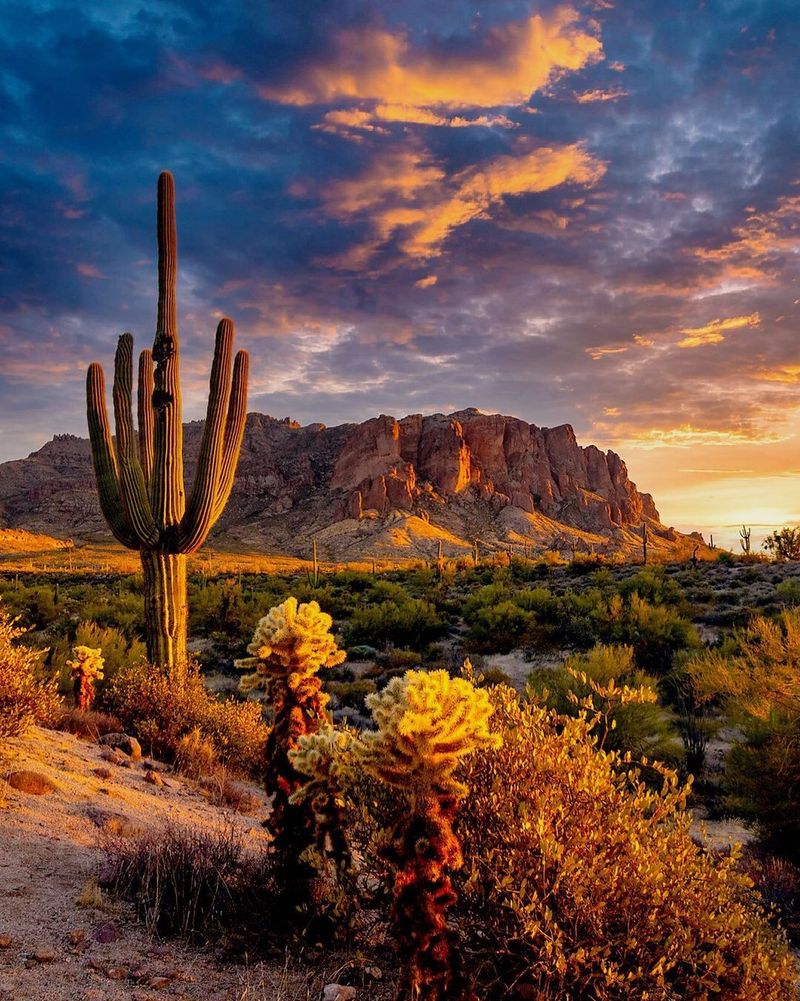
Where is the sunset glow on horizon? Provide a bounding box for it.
[2,0,799,538]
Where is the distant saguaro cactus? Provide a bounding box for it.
[740,525,752,554]
[86,173,249,673]
[642,522,649,565]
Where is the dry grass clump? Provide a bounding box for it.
[103,661,269,777]
[103,823,276,943]
[55,707,123,740]
[4,769,58,795]
[0,601,60,738]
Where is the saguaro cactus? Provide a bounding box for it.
[740,525,752,554]
[86,172,249,673]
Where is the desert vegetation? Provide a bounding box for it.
[3,545,800,997]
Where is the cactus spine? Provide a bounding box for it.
[86,173,249,674]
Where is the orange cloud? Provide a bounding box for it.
[753,364,800,384]
[574,86,627,103]
[322,143,605,264]
[586,344,628,360]
[415,275,438,288]
[76,263,104,279]
[677,312,760,348]
[258,8,602,115]
[695,193,800,280]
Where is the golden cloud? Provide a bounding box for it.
[677,312,760,348]
[695,193,800,281]
[574,86,627,103]
[322,143,605,264]
[258,8,602,115]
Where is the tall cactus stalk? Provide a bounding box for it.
[86,172,249,674]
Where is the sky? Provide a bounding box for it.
[1,0,799,543]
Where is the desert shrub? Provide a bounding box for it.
[466,600,538,653]
[528,644,682,767]
[326,679,377,712]
[688,611,800,857]
[0,602,60,738]
[55,707,123,739]
[104,823,276,942]
[775,578,800,606]
[174,727,220,779]
[344,594,445,651]
[617,568,684,607]
[454,684,796,999]
[740,847,800,943]
[103,661,269,777]
[613,593,699,675]
[763,527,800,561]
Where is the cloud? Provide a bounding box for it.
[677,312,760,348]
[322,142,605,264]
[695,194,800,281]
[258,7,602,119]
[574,86,627,103]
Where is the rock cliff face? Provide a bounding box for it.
[0,408,675,559]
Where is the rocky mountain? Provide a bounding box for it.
[0,408,695,560]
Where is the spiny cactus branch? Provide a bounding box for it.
[113,333,159,546]
[151,170,185,531]
[86,364,138,549]
[137,349,154,487]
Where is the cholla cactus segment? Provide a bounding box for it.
[67,645,104,711]
[67,646,105,682]
[236,597,345,695]
[361,669,500,800]
[289,725,355,793]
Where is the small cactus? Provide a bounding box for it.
[360,669,500,1001]
[237,598,345,901]
[67,646,104,711]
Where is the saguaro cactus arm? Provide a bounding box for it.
[112,333,159,546]
[137,349,154,487]
[178,318,234,552]
[86,364,138,548]
[214,350,249,520]
[150,171,185,532]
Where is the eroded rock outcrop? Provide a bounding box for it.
[0,408,669,558]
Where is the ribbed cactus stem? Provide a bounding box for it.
[151,171,185,533]
[85,172,249,674]
[142,550,187,669]
[137,350,154,487]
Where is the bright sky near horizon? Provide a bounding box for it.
[1,0,799,538]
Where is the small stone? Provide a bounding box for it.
[147,977,173,989]
[93,766,113,780]
[100,748,124,765]
[92,922,119,944]
[365,966,382,980]
[322,987,356,1001]
[144,770,163,787]
[0,935,12,949]
[68,929,86,945]
[33,947,56,963]
[106,966,128,980]
[98,733,142,760]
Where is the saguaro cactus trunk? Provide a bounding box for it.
[86,172,249,674]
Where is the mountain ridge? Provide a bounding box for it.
[0,408,700,560]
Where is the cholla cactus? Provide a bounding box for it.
[290,726,356,899]
[236,598,345,905]
[67,646,105,710]
[360,669,500,1001]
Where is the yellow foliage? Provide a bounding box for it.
[0,601,59,738]
[359,668,501,801]
[455,682,796,998]
[235,597,345,698]
[688,610,800,720]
